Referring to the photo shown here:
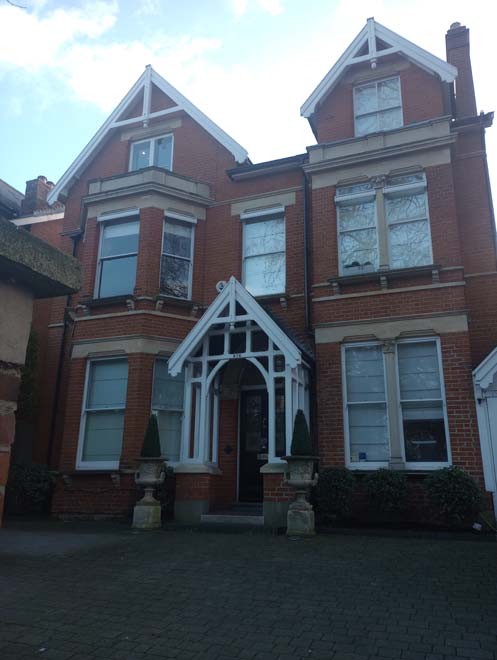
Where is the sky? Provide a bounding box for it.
[0,0,496,202]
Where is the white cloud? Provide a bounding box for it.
[0,2,119,71]
[231,0,284,18]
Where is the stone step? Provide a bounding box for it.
[200,513,264,526]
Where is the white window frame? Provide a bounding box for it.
[353,76,403,137]
[395,337,452,470]
[336,187,378,276]
[160,218,195,300]
[336,173,433,275]
[76,357,128,471]
[94,218,140,299]
[129,133,174,172]
[150,358,186,466]
[342,340,391,470]
[342,337,451,471]
[384,175,433,270]
[242,212,286,296]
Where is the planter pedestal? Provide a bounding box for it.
[284,455,318,537]
[132,457,165,530]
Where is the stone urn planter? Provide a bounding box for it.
[284,410,318,537]
[132,415,166,530]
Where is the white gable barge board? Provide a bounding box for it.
[48,66,248,206]
[301,18,457,118]
[168,276,302,376]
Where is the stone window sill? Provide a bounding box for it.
[329,264,440,294]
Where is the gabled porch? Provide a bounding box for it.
[168,277,312,526]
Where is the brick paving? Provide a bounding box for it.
[0,522,496,660]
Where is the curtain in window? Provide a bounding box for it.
[345,345,389,462]
[82,360,128,463]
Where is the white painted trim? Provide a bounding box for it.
[128,133,174,172]
[473,345,497,390]
[301,18,457,118]
[168,276,301,376]
[342,337,452,470]
[165,210,197,224]
[48,67,248,204]
[240,205,285,220]
[353,75,404,137]
[12,212,64,227]
[97,208,139,222]
[76,356,128,471]
[94,218,140,299]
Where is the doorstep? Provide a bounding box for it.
[200,503,264,527]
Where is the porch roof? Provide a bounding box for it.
[168,277,306,376]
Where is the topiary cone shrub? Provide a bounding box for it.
[290,410,314,456]
[140,414,163,458]
[364,469,408,519]
[314,467,356,523]
[425,466,483,528]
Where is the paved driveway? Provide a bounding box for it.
[0,522,496,660]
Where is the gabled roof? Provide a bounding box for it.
[47,66,249,205]
[301,17,458,119]
[168,276,302,376]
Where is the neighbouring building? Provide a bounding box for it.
[0,218,81,526]
[12,19,497,525]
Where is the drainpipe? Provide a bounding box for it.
[46,203,85,468]
[303,170,312,334]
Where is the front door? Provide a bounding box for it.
[239,389,268,502]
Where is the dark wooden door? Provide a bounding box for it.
[239,389,268,502]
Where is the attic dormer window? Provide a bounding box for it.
[129,134,173,172]
[354,77,403,137]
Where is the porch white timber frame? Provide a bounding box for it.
[168,277,311,468]
[473,347,497,516]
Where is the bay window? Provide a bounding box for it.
[242,213,286,296]
[151,359,185,463]
[77,359,128,469]
[336,173,432,275]
[96,219,139,298]
[354,77,403,137]
[343,338,450,468]
[160,219,194,299]
[130,134,173,172]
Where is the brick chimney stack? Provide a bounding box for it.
[20,175,54,216]
[445,22,477,119]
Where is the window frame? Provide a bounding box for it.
[160,218,195,300]
[242,212,286,297]
[94,218,140,299]
[342,340,391,470]
[76,356,128,471]
[150,358,186,466]
[384,176,434,270]
[335,173,433,276]
[394,336,451,470]
[353,76,404,138]
[336,187,379,276]
[128,133,174,172]
[342,337,451,471]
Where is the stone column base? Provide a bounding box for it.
[287,507,315,537]
[132,501,161,530]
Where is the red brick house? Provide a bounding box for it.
[13,19,497,525]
